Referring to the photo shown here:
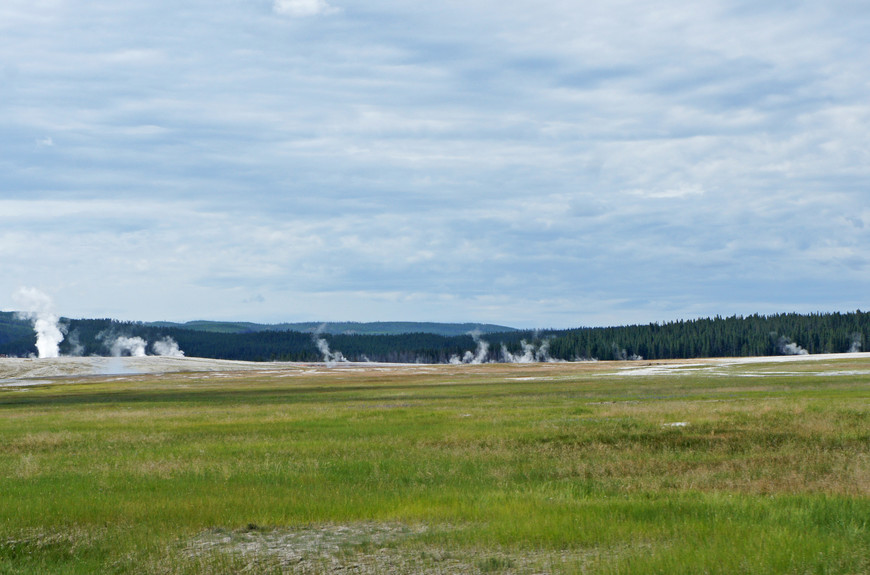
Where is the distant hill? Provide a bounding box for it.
[3,311,869,363]
[144,320,517,337]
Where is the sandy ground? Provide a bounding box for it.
[0,356,289,386]
[2,352,869,387]
[0,355,427,386]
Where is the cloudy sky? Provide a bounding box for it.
[1,0,868,328]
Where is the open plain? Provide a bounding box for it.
[1,354,868,574]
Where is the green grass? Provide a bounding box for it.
[0,360,868,573]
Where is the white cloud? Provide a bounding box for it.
[273,0,338,17]
[1,1,869,328]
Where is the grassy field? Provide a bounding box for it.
[0,357,868,574]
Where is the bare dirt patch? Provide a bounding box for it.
[183,523,617,574]
[3,352,870,389]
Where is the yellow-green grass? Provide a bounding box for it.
[1,359,868,573]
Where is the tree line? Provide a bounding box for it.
[545,312,868,360]
[1,311,868,362]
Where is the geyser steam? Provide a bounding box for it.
[110,336,148,357]
[500,339,561,363]
[613,344,643,361]
[312,325,346,367]
[152,336,185,357]
[849,333,863,353]
[449,330,491,364]
[775,336,808,356]
[12,287,65,358]
[97,331,185,358]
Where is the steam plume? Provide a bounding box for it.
[12,287,65,358]
[449,330,491,364]
[314,337,346,367]
[96,330,147,357]
[65,330,86,357]
[312,325,346,367]
[775,336,808,356]
[152,336,185,357]
[849,333,863,353]
[612,343,642,361]
[501,341,535,363]
[501,339,560,363]
[110,336,148,357]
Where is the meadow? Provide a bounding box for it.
[0,357,868,574]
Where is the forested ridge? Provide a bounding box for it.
[0,312,35,357]
[546,312,868,360]
[1,311,868,362]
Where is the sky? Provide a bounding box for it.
[1,0,869,329]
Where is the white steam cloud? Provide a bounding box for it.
[312,325,346,367]
[315,337,346,367]
[152,336,185,357]
[613,343,643,361]
[110,336,148,357]
[500,339,561,363]
[450,333,569,364]
[775,336,808,356]
[97,331,184,357]
[849,333,863,353]
[12,287,65,358]
[65,330,86,357]
[449,330,491,364]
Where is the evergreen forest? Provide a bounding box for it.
[1,311,868,363]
